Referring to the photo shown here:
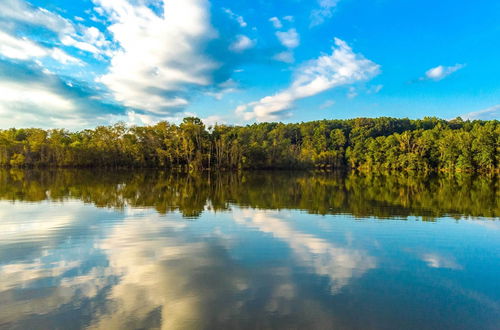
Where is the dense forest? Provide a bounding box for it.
[0,117,498,172]
[0,169,497,219]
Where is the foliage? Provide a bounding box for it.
[0,117,498,172]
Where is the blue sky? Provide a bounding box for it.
[0,0,498,129]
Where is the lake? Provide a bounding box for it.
[0,170,499,330]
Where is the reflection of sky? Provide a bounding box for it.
[233,209,376,293]
[0,201,119,327]
[0,201,499,329]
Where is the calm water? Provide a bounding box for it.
[0,170,499,330]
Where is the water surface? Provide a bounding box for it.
[0,170,499,329]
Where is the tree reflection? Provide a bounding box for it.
[0,169,497,219]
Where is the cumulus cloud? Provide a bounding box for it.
[424,64,465,81]
[0,61,125,129]
[461,105,500,120]
[223,8,247,27]
[202,115,227,126]
[0,0,92,65]
[0,79,75,115]
[347,86,358,99]
[0,0,110,57]
[273,51,295,63]
[310,0,340,27]
[0,0,250,128]
[0,30,81,65]
[61,26,111,56]
[276,28,300,49]
[229,35,256,52]
[270,16,295,29]
[0,0,122,129]
[236,38,380,121]
[94,0,219,115]
[274,28,299,63]
[269,17,283,29]
[0,0,74,35]
[205,79,238,100]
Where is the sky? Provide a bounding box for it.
[0,0,499,129]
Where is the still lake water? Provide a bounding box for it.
[0,170,499,330]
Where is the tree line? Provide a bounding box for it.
[0,117,498,172]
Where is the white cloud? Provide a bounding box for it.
[269,17,283,29]
[205,79,238,100]
[229,35,255,52]
[202,115,226,126]
[0,0,110,57]
[236,38,380,121]
[310,0,340,27]
[100,110,159,127]
[274,28,299,63]
[461,105,500,120]
[347,86,357,99]
[270,16,294,28]
[50,48,83,65]
[0,60,128,129]
[273,51,294,63]
[0,78,91,129]
[0,31,47,60]
[0,30,81,64]
[223,8,247,27]
[0,80,75,114]
[0,0,74,35]
[61,26,111,56]
[424,64,464,81]
[276,28,300,49]
[61,36,99,54]
[94,0,218,115]
[125,111,156,126]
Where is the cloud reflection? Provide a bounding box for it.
[0,202,113,327]
[88,213,326,329]
[0,202,353,328]
[233,209,376,293]
[421,253,462,270]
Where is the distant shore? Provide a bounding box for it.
[0,117,498,173]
